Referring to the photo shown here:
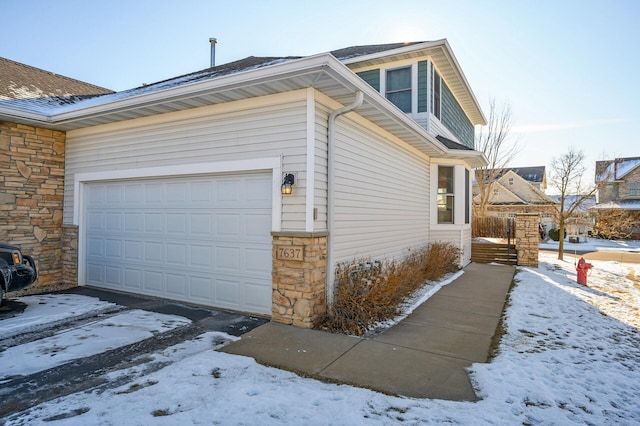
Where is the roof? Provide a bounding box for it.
[0,46,488,167]
[330,42,425,61]
[0,57,113,100]
[591,200,640,211]
[495,166,546,183]
[436,135,474,151]
[596,157,640,182]
[550,194,595,212]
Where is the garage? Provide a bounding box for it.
[83,172,273,315]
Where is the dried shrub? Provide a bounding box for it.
[314,242,460,335]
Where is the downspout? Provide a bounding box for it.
[326,91,364,304]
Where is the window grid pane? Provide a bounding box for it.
[438,166,455,224]
[386,67,412,113]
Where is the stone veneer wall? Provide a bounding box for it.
[271,232,327,328]
[61,225,79,285]
[515,213,539,267]
[1,121,66,288]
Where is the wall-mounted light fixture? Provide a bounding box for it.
[281,173,295,195]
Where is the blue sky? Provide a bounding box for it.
[1,0,637,188]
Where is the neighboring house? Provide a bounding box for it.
[593,157,640,238]
[473,167,557,231]
[549,194,596,240]
[0,40,487,327]
[0,57,113,288]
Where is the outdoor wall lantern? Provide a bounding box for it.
[281,173,295,195]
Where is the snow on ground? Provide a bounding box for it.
[3,249,640,425]
[0,309,191,380]
[540,237,640,253]
[0,294,119,340]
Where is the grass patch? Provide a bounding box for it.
[314,242,460,335]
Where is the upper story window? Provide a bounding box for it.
[385,67,412,113]
[630,182,640,197]
[431,68,442,119]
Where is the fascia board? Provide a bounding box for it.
[47,55,336,124]
[0,105,51,124]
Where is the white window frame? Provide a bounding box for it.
[437,165,455,224]
[379,61,419,114]
[431,161,471,228]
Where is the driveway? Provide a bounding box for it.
[0,287,267,418]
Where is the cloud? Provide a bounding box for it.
[512,118,625,134]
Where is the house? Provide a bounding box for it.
[0,40,487,327]
[473,166,557,232]
[0,57,113,288]
[593,157,640,238]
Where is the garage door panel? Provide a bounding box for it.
[85,172,272,315]
[189,276,213,301]
[245,248,272,274]
[105,266,121,285]
[124,269,142,289]
[244,280,273,313]
[166,273,187,296]
[166,243,187,266]
[216,278,240,306]
[216,246,241,272]
[143,271,163,292]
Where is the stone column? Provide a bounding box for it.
[515,213,539,267]
[61,225,79,285]
[271,232,327,328]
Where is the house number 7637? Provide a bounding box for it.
[276,246,304,261]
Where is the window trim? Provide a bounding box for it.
[384,66,413,113]
[437,165,455,224]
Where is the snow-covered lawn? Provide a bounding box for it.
[540,237,640,254]
[3,251,640,425]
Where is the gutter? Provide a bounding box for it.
[326,90,364,304]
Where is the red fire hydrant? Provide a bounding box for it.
[576,257,593,286]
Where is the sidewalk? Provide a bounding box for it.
[219,262,516,401]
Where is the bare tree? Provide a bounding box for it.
[474,99,519,216]
[594,209,640,239]
[549,147,599,260]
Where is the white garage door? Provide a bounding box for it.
[84,172,273,315]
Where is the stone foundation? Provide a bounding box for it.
[515,213,539,267]
[271,232,327,328]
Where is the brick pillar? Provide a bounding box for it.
[62,224,79,285]
[515,213,539,267]
[271,232,327,328]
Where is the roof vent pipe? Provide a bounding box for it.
[209,38,217,67]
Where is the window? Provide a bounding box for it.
[431,68,441,119]
[386,67,412,113]
[630,182,640,197]
[437,166,454,224]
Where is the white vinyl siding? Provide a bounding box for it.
[429,227,472,266]
[331,116,431,264]
[64,91,309,230]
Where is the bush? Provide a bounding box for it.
[314,242,460,335]
[548,228,560,241]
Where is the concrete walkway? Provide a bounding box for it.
[220,263,516,401]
